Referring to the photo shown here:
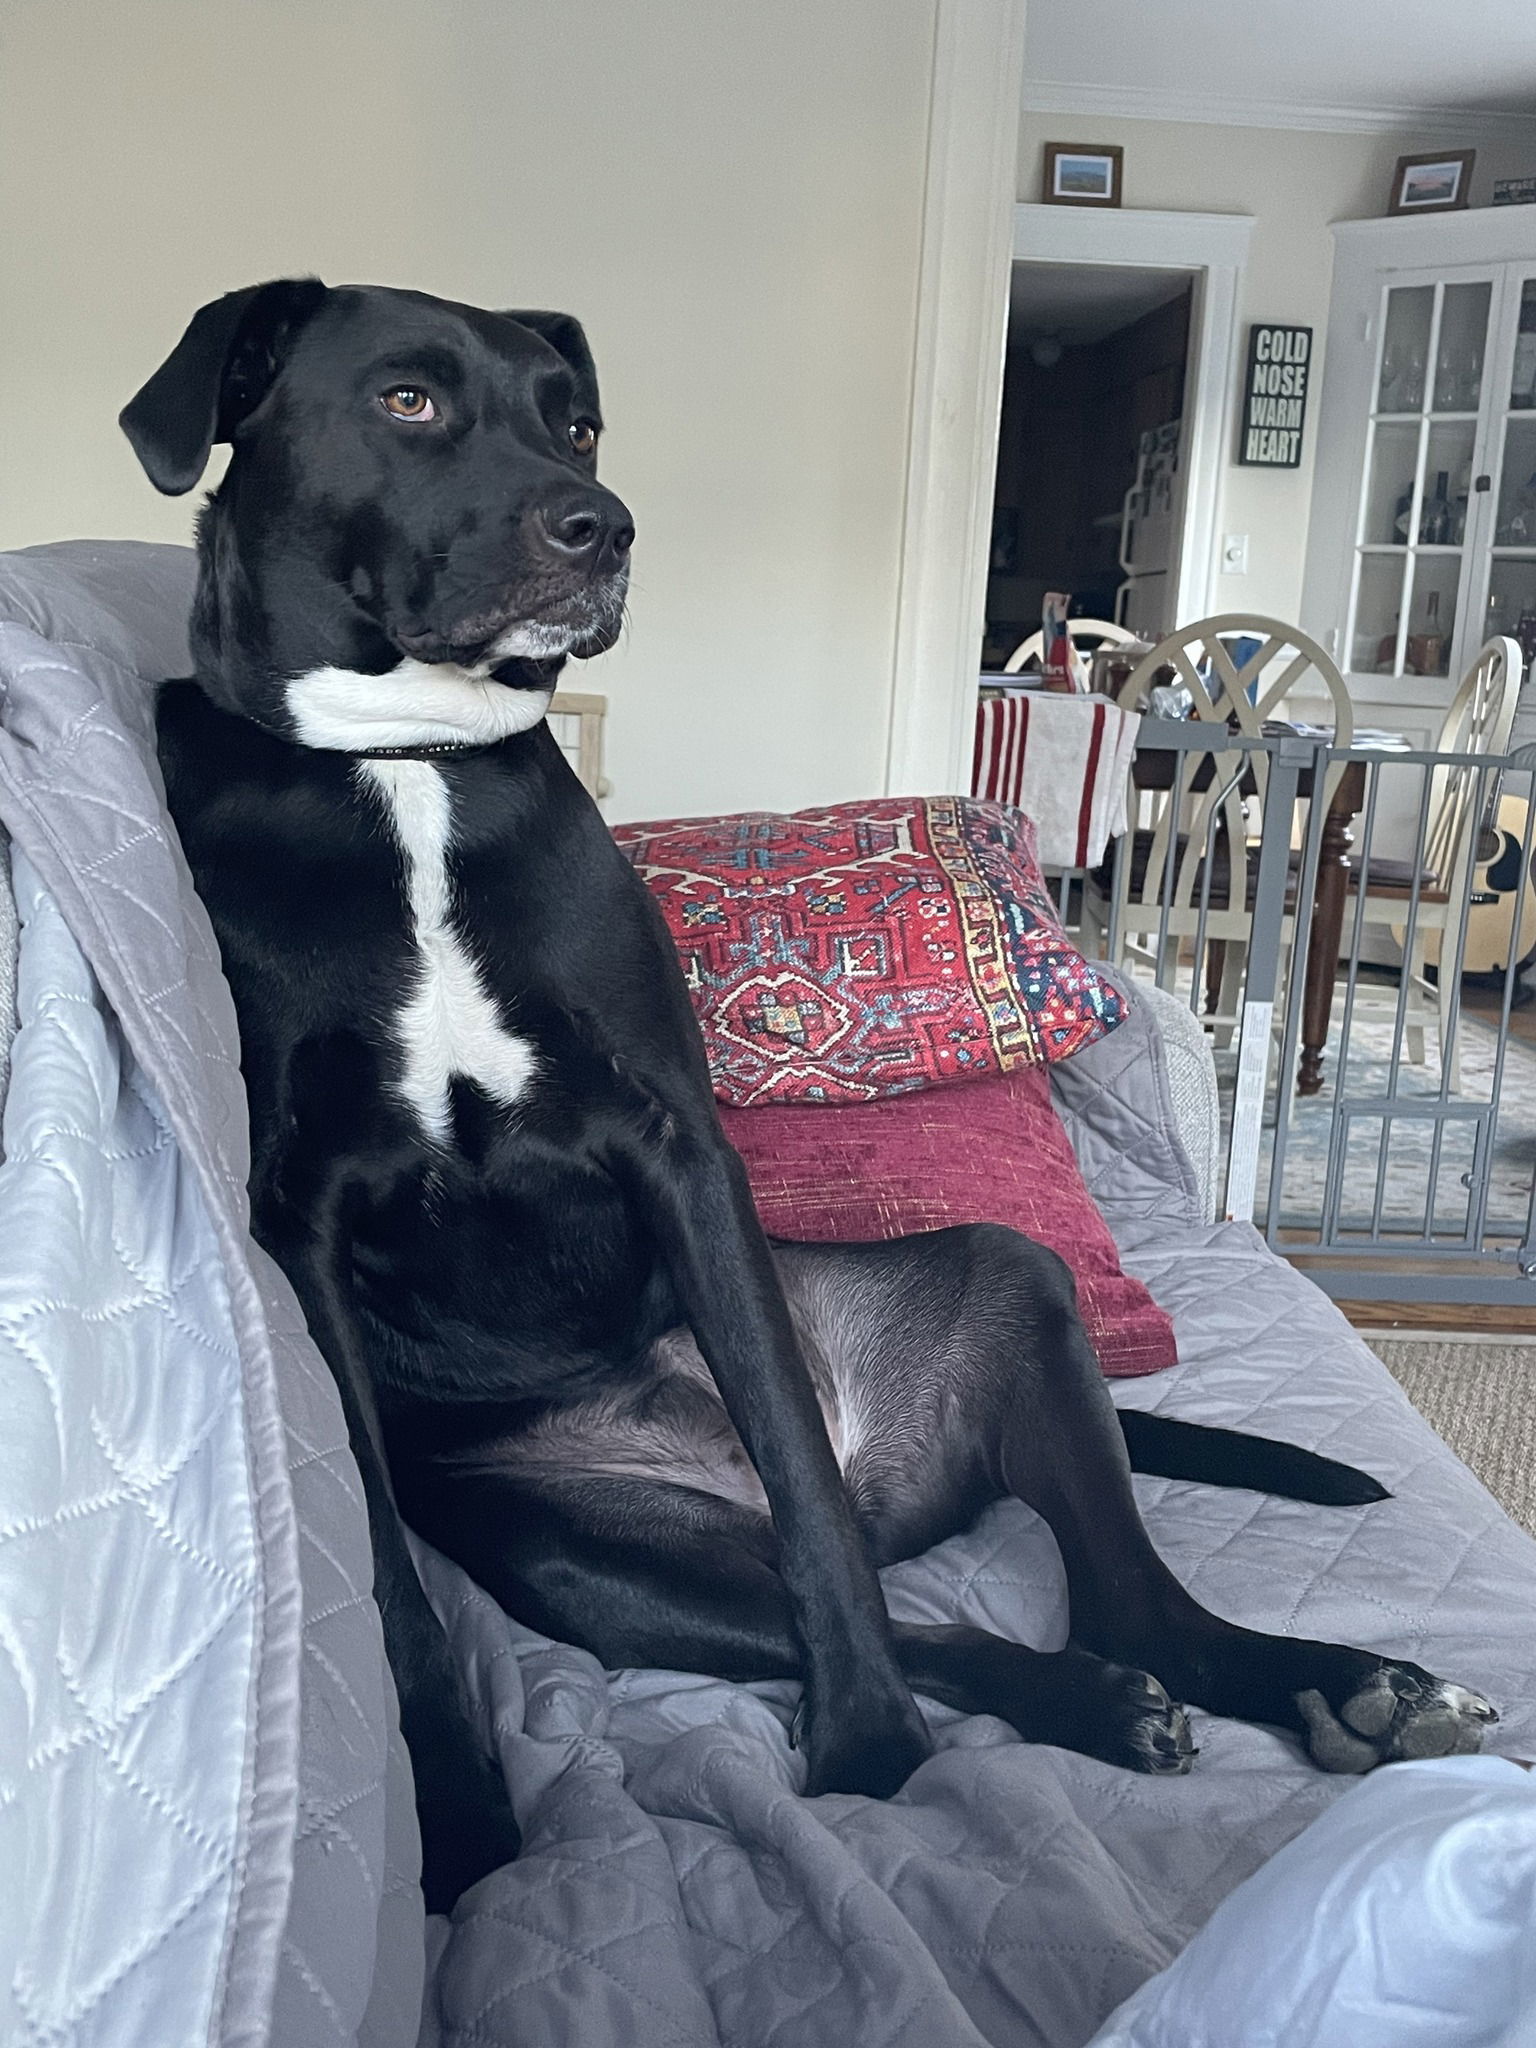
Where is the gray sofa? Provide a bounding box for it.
[1,542,1531,2048]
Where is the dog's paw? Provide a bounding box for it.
[1107,1669,1198,1775]
[1297,1662,1497,1774]
[1074,1663,1197,1776]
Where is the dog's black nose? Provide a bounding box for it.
[532,490,634,577]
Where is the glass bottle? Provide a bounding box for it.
[1408,589,1444,676]
[1419,470,1452,545]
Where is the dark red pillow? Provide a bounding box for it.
[719,1064,1177,1376]
[613,796,1123,1107]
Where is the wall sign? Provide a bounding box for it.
[1238,323,1312,468]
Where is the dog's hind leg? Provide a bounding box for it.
[399,1462,1195,1776]
[965,1224,1498,1772]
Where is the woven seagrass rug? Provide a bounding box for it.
[1367,1337,1536,1538]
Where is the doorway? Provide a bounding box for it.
[983,262,1195,667]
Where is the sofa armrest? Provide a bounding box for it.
[1129,982,1221,1223]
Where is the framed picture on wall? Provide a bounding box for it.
[1042,143,1123,209]
[1387,149,1476,216]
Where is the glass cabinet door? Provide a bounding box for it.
[1487,276,1536,660]
[1348,277,1494,682]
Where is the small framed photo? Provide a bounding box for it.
[1043,143,1123,209]
[1388,149,1475,216]
[1494,176,1536,208]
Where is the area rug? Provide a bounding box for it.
[1367,1338,1536,1538]
[1214,1009,1536,1238]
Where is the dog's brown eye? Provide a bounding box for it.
[381,387,436,421]
[568,419,598,457]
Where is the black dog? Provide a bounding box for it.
[122,280,1493,1910]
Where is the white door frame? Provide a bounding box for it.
[886,160,1254,793]
[882,0,1028,798]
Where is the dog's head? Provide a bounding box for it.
[121,279,632,749]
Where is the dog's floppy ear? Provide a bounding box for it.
[120,277,329,494]
[502,310,602,420]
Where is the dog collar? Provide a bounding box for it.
[349,739,500,760]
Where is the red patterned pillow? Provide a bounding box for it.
[613,796,1123,1106]
[719,1066,1177,1376]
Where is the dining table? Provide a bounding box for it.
[1129,735,1370,1098]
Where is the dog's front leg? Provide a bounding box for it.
[613,1120,932,1796]
[256,1196,522,1912]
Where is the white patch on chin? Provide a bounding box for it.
[359,760,538,1141]
[285,655,554,753]
[489,620,581,661]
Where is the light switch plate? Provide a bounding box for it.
[1221,532,1249,574]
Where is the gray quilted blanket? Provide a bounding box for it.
[1,542,1533,2048]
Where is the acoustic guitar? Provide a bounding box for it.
[1405,789,1536,977]
[1460,793,1536,975]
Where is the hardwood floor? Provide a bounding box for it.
[1459,973,1536,1046]
[1336,1298,1536,1335]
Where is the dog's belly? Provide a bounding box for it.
[459,1254,997,1563]
[477,1329,775,1516]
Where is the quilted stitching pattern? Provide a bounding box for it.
[1049,979,1204,1228]
[410,1018,1536,2048]
[0,547,419,2048]
[0,858,256,2048]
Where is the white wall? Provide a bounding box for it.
[1016,112,1536,626]
[0,0,939,821]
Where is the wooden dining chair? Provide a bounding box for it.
[1078,616,1352,1037]
[1002,617,1137,674]
[1350,636,1522,1090]
[548,689,609,800]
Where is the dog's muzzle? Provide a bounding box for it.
[391,579,628,671]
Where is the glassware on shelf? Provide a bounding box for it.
[1435,342,1484,411]
[1432,281,1492,411]
[1379,345,1426,413]
[1378,289,1433,412]
[1488,561,1536,651]
[1497,469,1536,546]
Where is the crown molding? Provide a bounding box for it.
[1019,77,1536,143]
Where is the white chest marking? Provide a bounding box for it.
[286,655,553,753]
[359,760,537,1142]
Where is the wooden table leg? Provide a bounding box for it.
[1299,800,1354,1096]
[1205,939,1226,1016]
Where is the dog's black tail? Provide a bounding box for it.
[1117,1411,1390,1505]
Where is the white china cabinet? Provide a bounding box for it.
[1302,206,1536,749]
